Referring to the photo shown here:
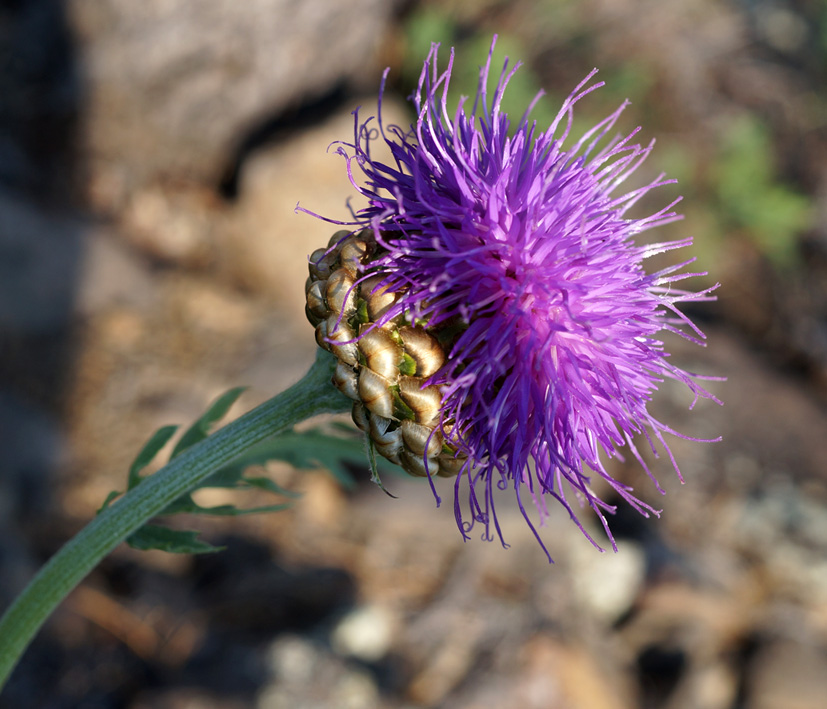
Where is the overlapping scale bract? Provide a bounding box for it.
[305,229,467,479]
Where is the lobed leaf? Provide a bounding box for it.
[100,388,382,555]
[171,387,247,458]
[127,525,224,554]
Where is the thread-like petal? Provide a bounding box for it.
[303,38,721,560]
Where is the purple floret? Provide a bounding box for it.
[306,37,721,560]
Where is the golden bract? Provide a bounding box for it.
[305,230,466,479]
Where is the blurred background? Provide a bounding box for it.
[1,0,826,707]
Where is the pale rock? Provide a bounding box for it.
[333,669,381,709]
[266,634,318,685]
[519,635,632,709]
[225,99,412,326]
[260,634,380,709]
[569,537,646,624]
[67,0,397,189]
[747,639,827,709]
[331,604,396,662]
[120,186,219,266]
[75,225,158,317]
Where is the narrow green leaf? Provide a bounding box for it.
[218,432,366,490]
[171,387,247,459]
[159,493,202,516]
[127,525,224,554]
[96,490,122,514]
[199,465,247,489]
[190,502,292,517]
[128,425,179,488]
[242,476,302,498]
[117,420,391,556]
[160,493,292,517]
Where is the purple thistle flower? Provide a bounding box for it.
[304,38,721,559]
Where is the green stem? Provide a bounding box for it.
[0,350,350,689]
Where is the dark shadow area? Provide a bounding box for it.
[636,642,688,708]
[217,82,350,201]
[0,0,84,597]
[2,536,357,708]
[0,2,87,706]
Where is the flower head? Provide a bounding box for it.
[303,38,720,559]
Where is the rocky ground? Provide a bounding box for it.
[1,1,826,707]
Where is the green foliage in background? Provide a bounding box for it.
[401,5,659,145]
[399,3,813,272]
[818,4,827,72]
[402,7,560,132]
[712,115,812,267]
